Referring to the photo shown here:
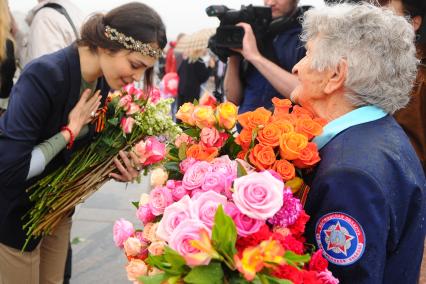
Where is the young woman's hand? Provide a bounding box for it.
[67,89,101,136]
[110,150,142,182]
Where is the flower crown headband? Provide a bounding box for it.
[104,25,163,59]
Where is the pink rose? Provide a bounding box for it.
[232,171,284,220]
[169,219,210,262]
[142,222,161,242]
[179,157,197,173]
[125,259,148,282]
[148,241,167,256]
[126,102,141,115]
[173,186,188,201]
[156,195,193,241]
[119,94,133,111]
[267,169,284,182]
[317,270,340,284]
[149,186,174,216]
[134,137,166,166]
[192,191,228,229]
[182,161,210,191]
[113,218,135,248]
[174,133,194,148]
[200,127,220,148]
[166,180,188,201]
[201,171,228,194]
[124,237,142,257]
[149,87,161,104]
[136,204,155,225]
[120,117,136,134]
[225,203,264,237]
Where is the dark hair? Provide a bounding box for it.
[78,2,167,89]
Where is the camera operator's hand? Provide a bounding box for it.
[233,23,262,62]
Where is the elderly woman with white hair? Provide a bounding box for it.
[291,3,425,283]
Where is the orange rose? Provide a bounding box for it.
[216,102,238,130]
[272,160,296,181]
[272,97,292,117]
[248,144,276,170]
[295,118,323,140]
[292,105,314,119]
[293,142,321,168]
[192,105,216,129]
[271,119,294,134]
[257,123,281,147]
[176,102,195,125]
[238,107,272,130]
[186,144,219,162]
[235,128,253,150]
[237,150,248,160]
[279,132,308,160]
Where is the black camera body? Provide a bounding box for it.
[206,5,272,62]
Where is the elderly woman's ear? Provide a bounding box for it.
[412,15,422,32]
[324,58,348,95]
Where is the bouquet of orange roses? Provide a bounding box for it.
[235,97,327,196]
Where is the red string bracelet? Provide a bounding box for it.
[61,126,75,149]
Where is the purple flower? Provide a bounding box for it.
[268,187,302,227]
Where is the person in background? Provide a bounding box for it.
[291,3,425,282]
[224,0,307,115]
[177,48,214,109]
[0,0,16,114]
[384,0,426,173]
[16,0,84,67]
[0,3,166,283]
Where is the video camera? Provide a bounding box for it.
[206,5,272,62]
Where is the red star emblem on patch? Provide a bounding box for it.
[324,221,354,256]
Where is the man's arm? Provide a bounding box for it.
[224,56,244,105]
[235,23,300,100]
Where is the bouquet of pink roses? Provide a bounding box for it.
[23,83,180,248]
[114,156,339,284]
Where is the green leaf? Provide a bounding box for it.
[250,127,259,149]
[131,201,139,209]
[71,237,85,245]
[284,251,311,268]
[107,117,119,126]
[178,142,187,160]
[236,161,248,177]
[183,262,224,284]
[184,127,200,139]
[168,146,180,160]
[146,246,188,276]
[211,205,237,265]
[164,161,183,180]
[257,274,293,284]
[220,134,242,159]
[137,273,166,284]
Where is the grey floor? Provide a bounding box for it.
[70,177,151,284]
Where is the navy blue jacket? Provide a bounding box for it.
[0,44,110,251]
[304,115,426,283]
[238,25,305,115]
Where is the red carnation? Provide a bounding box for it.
[288,210,310,238]
[309,250,329,272]
[236,224,273,251]
[302,270,324,284]
[272,264,304,284]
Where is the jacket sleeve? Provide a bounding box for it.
[308,167,389,284]
[0,60,62,192]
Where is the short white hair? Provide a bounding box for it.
[301,3,418,114]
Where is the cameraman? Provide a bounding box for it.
[224,0,306,114]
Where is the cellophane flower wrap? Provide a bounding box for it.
[23,83,180,248]
[114,98,339,283]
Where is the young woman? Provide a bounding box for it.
[0,2,166,283]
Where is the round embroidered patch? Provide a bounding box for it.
[315,212,365,266]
